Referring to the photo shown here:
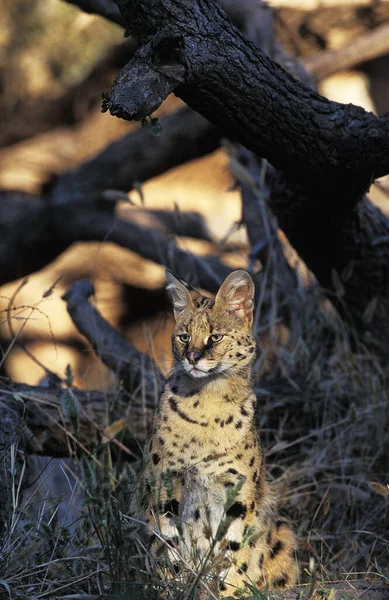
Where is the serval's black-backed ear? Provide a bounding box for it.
[165,271,201,319]
[215,270,254,326]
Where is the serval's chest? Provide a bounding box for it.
[151,381,257,475]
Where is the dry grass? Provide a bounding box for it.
[1,282,388,599]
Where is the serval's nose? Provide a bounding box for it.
[186,350,203,365]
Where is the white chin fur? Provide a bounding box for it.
[183,360,210,378]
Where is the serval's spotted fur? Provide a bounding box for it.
[138,270,297,597]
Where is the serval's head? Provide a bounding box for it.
[166,270,256,379]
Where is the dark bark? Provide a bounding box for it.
[0,104,224,287]
[108,0,389,351]
[49,107,219,203]
[65,0,124,26]
[53,205,231,289]
[0,193,230,289]
[109,0,389,189]
[62,280,162,395]
[0,381,154,457]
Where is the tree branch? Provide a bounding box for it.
[0,381,153,457]
[303,22,389,81]
[106,0,389,352]
[62,280,162,394]
[50,107,219,203]
[108,0,389,191]
[64,0,124,26]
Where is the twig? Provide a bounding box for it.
[303,22,389,81]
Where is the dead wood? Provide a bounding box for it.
[62,280,162,396]
[0,193,229,287]
[303,22,389,81]
[49,106,219,203]
[64,0,125,26]
[274,1,389,59]
[107,0,389,352]
[0,380,154,458]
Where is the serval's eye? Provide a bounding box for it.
[209,334,224,343]
[178,333,191,343]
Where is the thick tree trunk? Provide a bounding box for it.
[107,0,389,352]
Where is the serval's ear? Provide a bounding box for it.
[215,270,254,327]
[165,271,201,319]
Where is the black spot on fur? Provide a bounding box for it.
[259,553,264,568]
[224,481,234,488]
[226,415,233,424]
[249,456,255,467]
[226,502,247,519]
[250,500,255,512]
[158,437,165,446]
[235,421,242,429]
[169,397,200,425]
[270,540,284,558]
[235,453,243,460]
[241,406,249,416]
[267,531,272,545]
[276,518,287,528]
[163,499,180,516]
[193,400,199,408]
[171,385,178,394]
[226,541,240,551]
[226,468,238,475]
[194,508,200,520]
[274,576,288,587]
[215,417,220,423]
[238,562,248,574]
[152,453,160,465]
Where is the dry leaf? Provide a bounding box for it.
[102,418,127,443]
